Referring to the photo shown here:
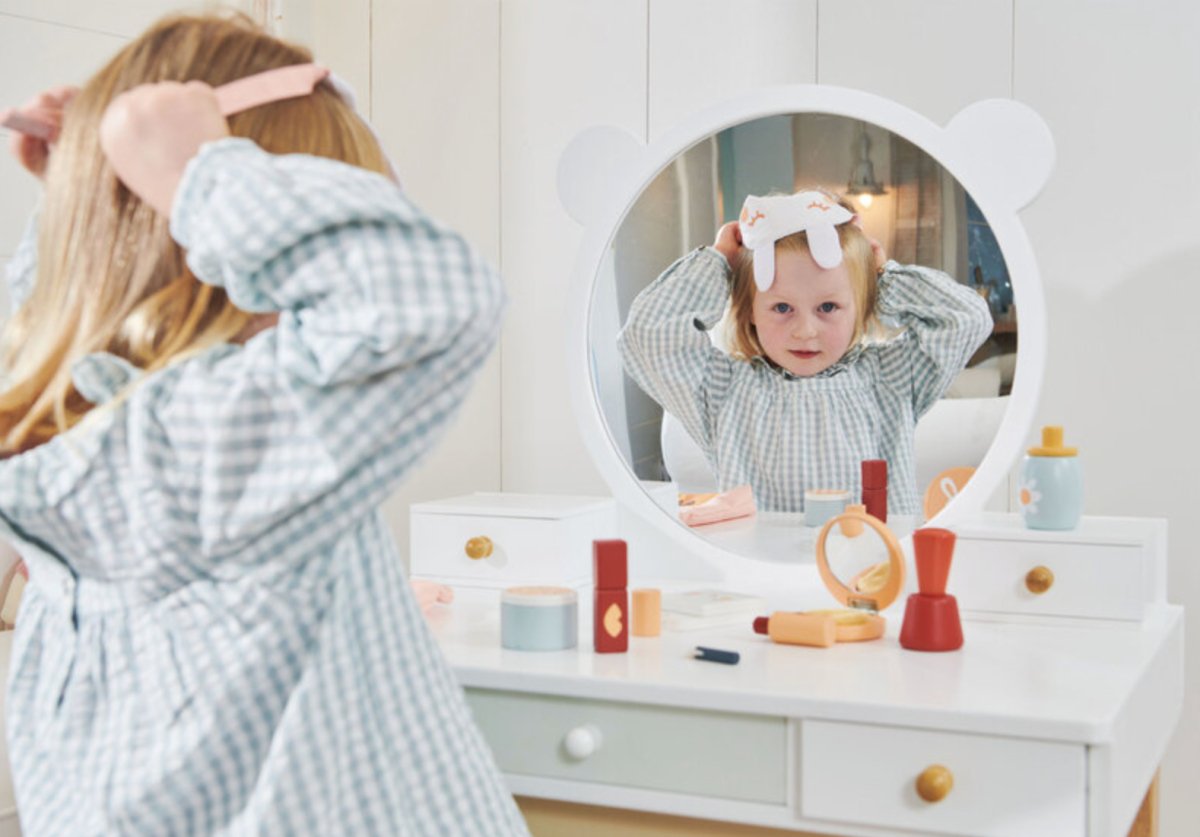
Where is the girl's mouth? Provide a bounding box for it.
[790,350,819,359]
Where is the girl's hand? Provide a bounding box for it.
[868,238,887,274]
[7,86,78,179]
[713,220,743,267]
[99,80,230,217]
[410,580,454,616]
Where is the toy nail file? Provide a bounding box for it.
[214,63,330,117]
[0,107,58,141]
[693,646,740,665]
[738,191,854,291]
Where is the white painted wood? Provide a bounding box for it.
[0,16,124,257]
[648,0,817,140]
[273,0,370,113]
[429,587,1181,834]
[409,493,615,587]
[801,720,1086,836]
[817,0,1013,125]
[499,0,646,496]
[1011,6,1200,831]
[563,86,1050,590]
[366,1,503,561]
[1088,608,1183,837]
[466,689,788,804]
[951,514,1164,620]
[0,1,252,38]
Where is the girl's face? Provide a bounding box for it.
[751,248,858,376]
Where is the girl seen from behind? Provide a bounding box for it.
[0,13,528,836]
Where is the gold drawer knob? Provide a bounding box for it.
[465,536,493,560]
[916,764,954,803]
[1025,566,1055,594]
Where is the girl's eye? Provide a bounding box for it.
[771,302,792,314]
[818,302,839,314]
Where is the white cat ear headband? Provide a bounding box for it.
[737,191,854,291]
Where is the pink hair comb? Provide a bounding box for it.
[214,63,330,116]
[2,64,329,142]
[0,107,58,141]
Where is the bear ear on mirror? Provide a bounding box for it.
[943,99,1055,213]
[557,125,645,227]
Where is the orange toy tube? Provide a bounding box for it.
[760,612,836,648]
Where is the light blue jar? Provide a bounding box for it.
[1019,426,1082,530]
[501,586,578,651]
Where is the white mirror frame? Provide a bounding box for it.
[564,85,1051,583]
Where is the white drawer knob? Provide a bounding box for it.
[563,724,603,761]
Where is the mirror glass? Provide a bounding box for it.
[588,112,1015,562]
[822,518,894,601]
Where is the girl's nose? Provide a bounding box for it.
[791,316,817,339]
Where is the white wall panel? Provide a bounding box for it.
[0,1,247,38]
[274,0,370,110]
[648,0,816,141]
[370,0,503,559]
[817,0,1013,126]
[1012,2,1200,833]
[0,16,124,257]
[500,0,647,494]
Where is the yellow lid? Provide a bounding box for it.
[1028,425,1077,457]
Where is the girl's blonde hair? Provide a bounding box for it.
[0,13,388,455]
[727,196,879,363]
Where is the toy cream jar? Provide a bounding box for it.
[804,489,851,528]
[500,586,578,651]
[1019,426,1082,531]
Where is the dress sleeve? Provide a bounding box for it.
[4,208,39,312]
[616,247,736,452]
[130,137,505,563]
[873,261,994,417]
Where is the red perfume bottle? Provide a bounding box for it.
[593,539,628,653]
[899,528,963,652]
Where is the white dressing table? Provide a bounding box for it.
[427,519,1181,837]
[421,86,1185,836]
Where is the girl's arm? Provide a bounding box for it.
[616,247,736,452]
[873,262,993,417]
[134,137,505,562]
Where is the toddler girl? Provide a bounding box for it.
[618,189,992,515]
[0,14,527,836]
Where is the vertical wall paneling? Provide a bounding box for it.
[275,0,371,113]
[648,0,818,142]
[369,1,503,558]
[1012,2,1200,834]
[0,17,124,257]
[817,0,1013,126]
[500,0,648,494]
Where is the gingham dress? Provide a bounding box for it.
[0,139,529,836]
[617,247,993,514]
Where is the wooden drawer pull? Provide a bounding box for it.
[1025,565,1055,594]
[465,536,493,560]
[916,764,954,803]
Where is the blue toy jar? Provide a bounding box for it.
[1018,426,1082,530]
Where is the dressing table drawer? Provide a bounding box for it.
[465,688,788,804]
[800,720,1085,836]
[951,516,1164,621]
[410,493,615,588]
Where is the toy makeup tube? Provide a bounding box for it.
[752,612,836,647]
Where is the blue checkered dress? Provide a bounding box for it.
[618,247,993,514]
[0,139,529,836]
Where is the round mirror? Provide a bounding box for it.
[565,86,1050,580]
